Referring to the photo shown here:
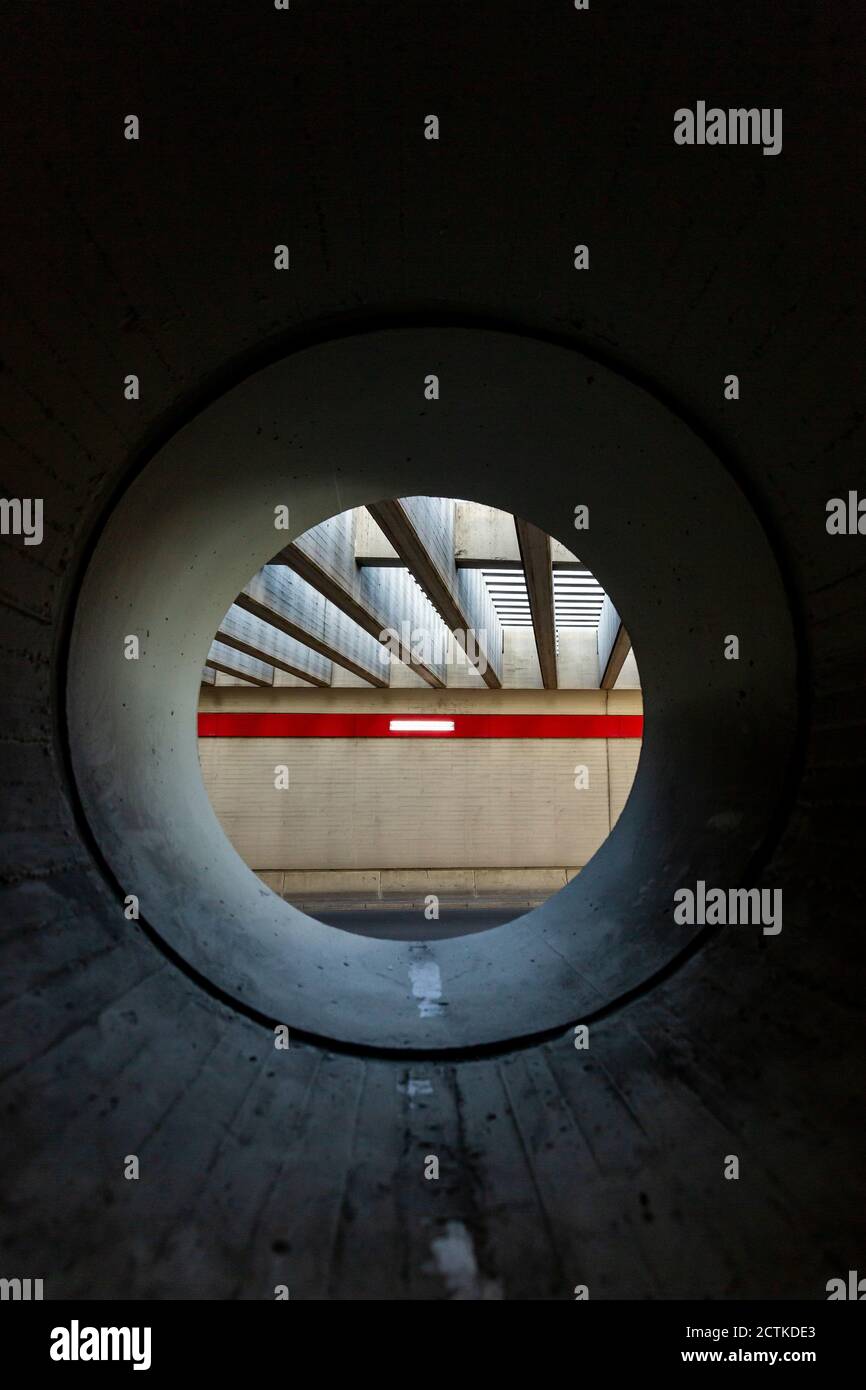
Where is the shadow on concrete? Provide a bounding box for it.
[292,895,538,941]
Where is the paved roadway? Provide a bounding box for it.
[311,904,530,940]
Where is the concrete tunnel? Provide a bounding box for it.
[1,2,864,1302]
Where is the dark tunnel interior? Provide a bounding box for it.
[1,1,864,1306]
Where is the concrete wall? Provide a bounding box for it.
[614,648,640,689]
[454,500,581,567]
[454,499,520,564]
[260,867,581,900]
[556,628,599,687]
[198,687,642,876]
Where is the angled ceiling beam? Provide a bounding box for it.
[353,507,403,565]
[367,498,502,688]
[206,660,270,687]
[597,594,633,689]
[215,629,324,688]
[453,500,583,572]
[237,566,388,688]
[600,625,632,689]
[206,641,274,687]
[217,603,330,687]
[273,538,446,688]
[514,516,558,689]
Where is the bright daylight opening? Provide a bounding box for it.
[197,497,642,942]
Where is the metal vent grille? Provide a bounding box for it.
[480,568,605,628]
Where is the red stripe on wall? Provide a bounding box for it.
[198,713,643,739]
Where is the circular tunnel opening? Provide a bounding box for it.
[197,497,643,944]
[66,326,798,1051]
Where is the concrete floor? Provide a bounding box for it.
[1,1,864,1299]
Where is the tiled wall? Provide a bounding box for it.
[198,688,643,875]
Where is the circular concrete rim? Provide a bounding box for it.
[66,326,799,1051]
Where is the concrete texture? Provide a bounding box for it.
[202,686,642,716]
[500,627,544,687]
[198,725,634,873]
[68,327,793,1048]
[613,649,641,690]
[557,630,603,689]
[269,870,584,904]
[0,0,863,1299]
[380,869,476,896]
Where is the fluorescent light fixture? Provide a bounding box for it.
[388,718,455,733]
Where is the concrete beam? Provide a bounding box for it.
[206,640,274,687]
[597,594,632,689]
[601,625,632,688]
[367,497,502,687]
[454,500,520,566]
[237,564,388,688]
[354,507,402,565]
[514,516,558,689]
[274,516,446,687]
[453,500,582,569]
[217,604,330,687]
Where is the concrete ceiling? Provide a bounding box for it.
[207,499,611,690]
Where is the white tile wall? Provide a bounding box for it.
[200,733,635,871]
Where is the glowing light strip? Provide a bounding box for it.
[389,718,455,733]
